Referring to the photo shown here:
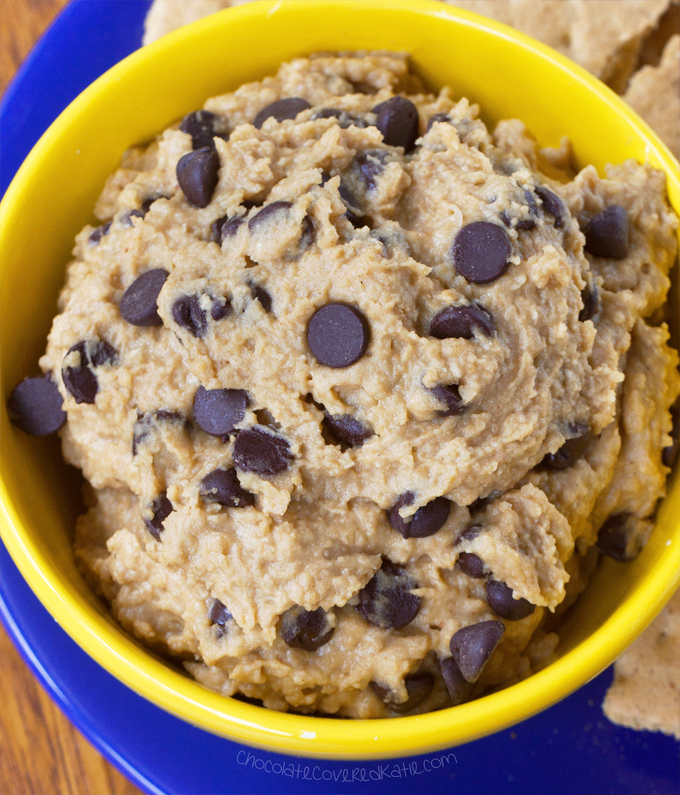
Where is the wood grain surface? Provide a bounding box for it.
[1,3,142,793]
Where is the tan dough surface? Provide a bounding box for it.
[603,587,680,739]
[40,53,679,718]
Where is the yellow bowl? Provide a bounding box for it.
[1,0,679,760]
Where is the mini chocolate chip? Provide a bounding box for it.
[299,215,314,251]
[192,386,248,437]
[449,620,505,683]
[596,513,643,562]
[356,559,421,630]
[249,284,272,313]
[248,201,293,232]
[233,426,292,476]
[314,108,367,129]
[280,605,334,651]
[62,340,116,405]
[439,657,475,705]
[123,196,166,227]
[452,222,512,284]
[662,409,680,468]
[584,205,629,259]
[579,280,601,322]
[208,598,232,637]
[388,493,451,539]
[210,297,232,321]
[500,208,536,232]
[200,467,255,507]
[253,98,311,129]
[534,186,565,229]
[541,424,591,470]
[486,580,535,620]
[119,268,168,327]
[457,552,488,579]
[322,413,373,448]
[7,376,66,436]
[430,304,495,340]
[356,149,387,190]
[455,524,482,544]
[338,184,365,228]
[373,96,419,153]
[176,146,220,208]
[430,383,466,417]
[307,303,370,368]
[172,295,207,338]
[180,110,223,150]
[208,598,233,626]
[89,221,111,245]
[371,672,434,714]
[144,492,173,540]
[426,112,450,132]
[132,409,186,455]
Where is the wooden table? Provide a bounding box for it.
[0,3,143,793]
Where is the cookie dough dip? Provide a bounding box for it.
[8,52,680,719]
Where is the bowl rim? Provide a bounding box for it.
[1,0,679,760]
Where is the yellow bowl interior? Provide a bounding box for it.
[1,0,679,759]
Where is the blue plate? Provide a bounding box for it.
[1,2,679,793]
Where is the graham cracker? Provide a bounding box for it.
[603,587,680,739]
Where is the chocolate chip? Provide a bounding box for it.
[62,340,116,404]
[500,209,536,232]
[426,112,450,132]
[233,426,292,476]
[307,303,370,368]
[144,492,173,540]
[430,304,495,340]
[534,186,565,229]
[172,295,207,338]
[176,146,220,208]
[7,376,66,436]
[541,424,591,470]
[449,620,505,683]
[248,201,293,232]
[280,606,334,651]
[119,268,168,327]
[180,110,223,150]
[430,384,465,417]
[123,196,166,227]
[208,598,233,626]
[210,297,232,321]
[584,205,629,259]
[596,513,643,562]
[253,98,311,129]
[457,552,488,579]
[208,598,232,637]
[356,559,421,630]
[439,657,475,705]
[452,222,512,284]
[373,96,419,153]
[371,672,434,714]
[322,413,373,448]
[579,280,601,322]
[249,284,272,313]
[200,467,255,507]
[356,149,387,190]
[388,492,451,538]
[193,386,248,437]
[486,580,535,620]
[88,220,111,245]
[214,215,244,243]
